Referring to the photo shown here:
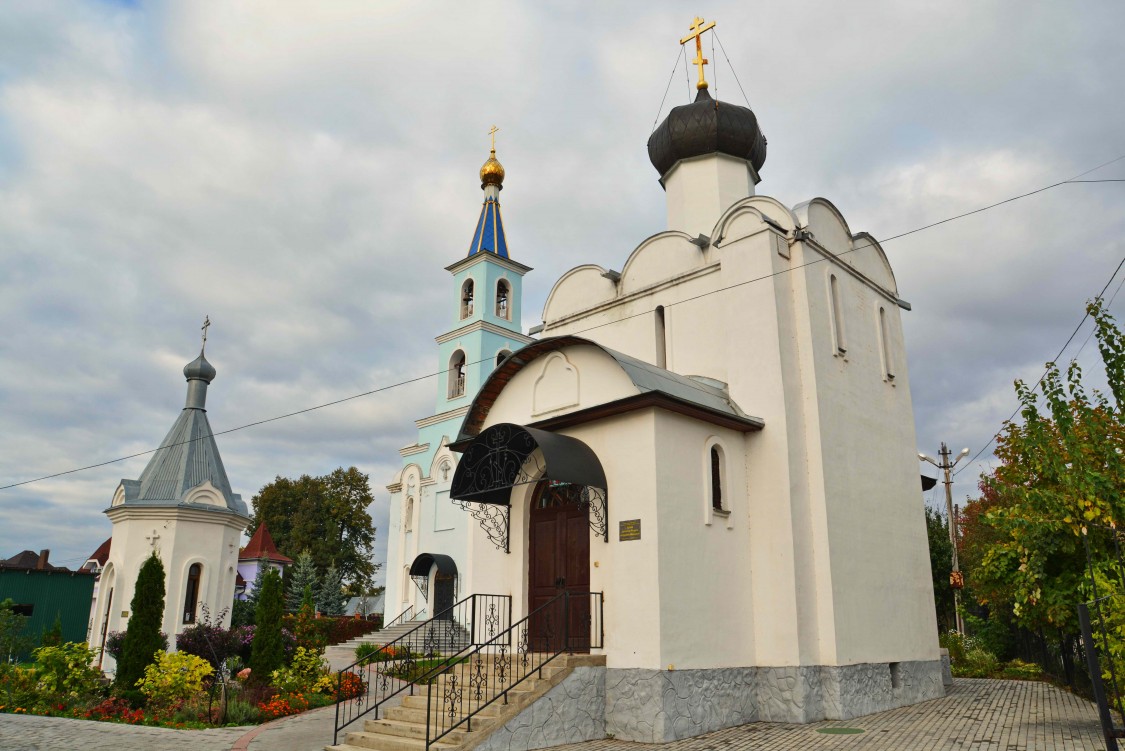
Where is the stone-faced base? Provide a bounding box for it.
[605,660,944,743]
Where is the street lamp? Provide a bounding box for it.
[920,442,970,634]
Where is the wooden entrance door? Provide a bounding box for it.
[433,573,455,619]
[528,483,591,652]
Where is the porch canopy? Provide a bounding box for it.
[409,552,458,577]
[449,423,606,505]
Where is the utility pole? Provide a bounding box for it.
[919,442,970,634]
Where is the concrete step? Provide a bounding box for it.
[362,718,469,744]
[335,731,459,751]
[382,701,501,725]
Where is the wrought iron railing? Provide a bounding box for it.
[424,591,604,749]
[382,604,415,631]
[332,593,511,744]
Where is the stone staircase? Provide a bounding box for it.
[324,620,427,671]
[327,653,605,751]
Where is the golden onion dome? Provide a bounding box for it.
[480,149,505,188]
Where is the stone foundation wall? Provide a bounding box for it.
[472,667,606,751]
[605,660,945,742]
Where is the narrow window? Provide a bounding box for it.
[710,445,724,511]
[829,274,847,355]
[183,563,201,624]
[448,350,466,398]
[496,280,510,319]
[460,279,475,319]
[496,349,512,367]
[404,497,414,532]
[879,306,895,380]
[655,305,667,369]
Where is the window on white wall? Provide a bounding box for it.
[404,496,414,532]
[183,563,201,624]
[829,274,847,355]
[655,305,667,369]
[710,445,725,512]
[878,306,895,380]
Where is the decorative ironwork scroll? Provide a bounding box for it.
[454,425,547,501]
[453,498,510,553]
[542,482,609,542]
[411,574,429,599]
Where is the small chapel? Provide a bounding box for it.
[381,18,941,743]
[89,336,251,672]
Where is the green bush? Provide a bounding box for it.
[136,650,214,712]
[32,642,102,698]
[250,569,286,679]
[1001,658,1043,680]
[223,697,261,725]
[956,647,1000,678]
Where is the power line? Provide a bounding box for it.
[4,154,1125,493]
[954,252,1125,476]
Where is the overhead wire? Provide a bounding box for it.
[954,252,1125,476]
[2,154,1124,493]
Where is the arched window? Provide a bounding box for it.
[460,279,475,319]
[183,563,202,624]
[878,306,895,380]
[496,349,512,367]
[404,496,414,532]
[655,305,667,369]
[496,280,510,319]
[829,274,847,355]
[448,350,466,398]
[710,446,724,511]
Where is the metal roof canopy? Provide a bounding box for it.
[409,552,458,577]
[450,423,607,506]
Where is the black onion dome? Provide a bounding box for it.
[647,88,767,178]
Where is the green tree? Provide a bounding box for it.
[924,506,955,632]
[251,467,378,587]
[0,598,31,664]
[39,612,63,648]
[960,299,1125,674]
[317,564,346,617]
[250,568,285,679]
[116,551,166,689]
[286,551,320,613]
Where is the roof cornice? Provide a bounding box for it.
[435,320,534,345]
[445,253,532,276]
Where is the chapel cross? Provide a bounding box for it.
[145,529,160,549]
[679,17,717,91]
[488,125,499,152]
[201,315,211,352]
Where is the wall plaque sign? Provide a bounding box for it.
[619,519,641,541]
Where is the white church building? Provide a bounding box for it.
[384,45,940,742]
[89,345,251,672]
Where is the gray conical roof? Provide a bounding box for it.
[113,351,247,517]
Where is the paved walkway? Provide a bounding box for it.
[0,679,1113,751]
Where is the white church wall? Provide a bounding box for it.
[663,152,757,239]
[652,412,755,671]
[793,247,938,665]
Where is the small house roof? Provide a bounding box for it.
[239,523,292,564]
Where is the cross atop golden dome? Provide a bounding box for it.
[480,125,505,189]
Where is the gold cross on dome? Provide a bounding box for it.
[680,17,716,91]
[488,125,499,152]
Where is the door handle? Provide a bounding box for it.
[555,577,565,588]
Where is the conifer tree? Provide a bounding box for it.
[286,550,319,612]
[250,568,285,678]
[316,564,346,616]
[115,552,166,689]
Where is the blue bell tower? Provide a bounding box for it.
[415,137,533,468]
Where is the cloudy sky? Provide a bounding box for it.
[1,2,1123,582]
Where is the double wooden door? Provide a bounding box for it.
[528,483,591,652]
